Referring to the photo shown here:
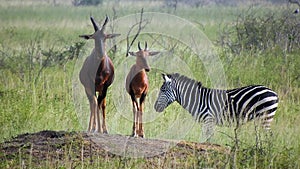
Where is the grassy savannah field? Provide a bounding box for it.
[0,0,300,168]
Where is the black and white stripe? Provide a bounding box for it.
[154,73,279,140]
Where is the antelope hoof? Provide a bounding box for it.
[131,133,138,138]
[88,129,95,133]
[103,130,108,134]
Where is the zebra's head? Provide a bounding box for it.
[154,74,176,112]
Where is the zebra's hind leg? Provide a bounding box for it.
[200,119,216,142]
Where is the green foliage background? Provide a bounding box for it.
[0,0,299,168]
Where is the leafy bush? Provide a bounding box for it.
[41,41,85,67]
[72,0,103,6]
[0,38,85,85]
[217,8,300,54]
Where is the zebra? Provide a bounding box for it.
[154,73,279,141]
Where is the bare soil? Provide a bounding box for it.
[0,130,230,168]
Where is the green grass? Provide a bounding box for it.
[0,0,300,168]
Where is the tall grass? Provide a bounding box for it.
[0,0,300,168]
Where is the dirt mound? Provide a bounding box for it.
[0,130,229,168]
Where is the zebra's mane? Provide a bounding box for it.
[168,73,202,87]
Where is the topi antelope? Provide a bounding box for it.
[126,42,159,137]
[79,16,120,133]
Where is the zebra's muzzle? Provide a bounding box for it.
[154,102,164,112]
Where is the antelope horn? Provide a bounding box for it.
[90,17,99,31]
[138,41,142,51]
[145,41,148,50]
[101,15,109,31]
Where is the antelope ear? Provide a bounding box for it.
[128,52,137,56]
[149,51,160,56]
[79,34,92,40]
[106,33,121,39]
[162,73,172,82]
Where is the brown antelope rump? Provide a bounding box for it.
[126,42,159,137]
[79,16,120,133]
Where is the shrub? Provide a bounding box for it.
[72,0,103,6]
[217,8,300,54]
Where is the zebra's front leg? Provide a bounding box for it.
[201,118,216,142]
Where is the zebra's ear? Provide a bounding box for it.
[162,73,172,82]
